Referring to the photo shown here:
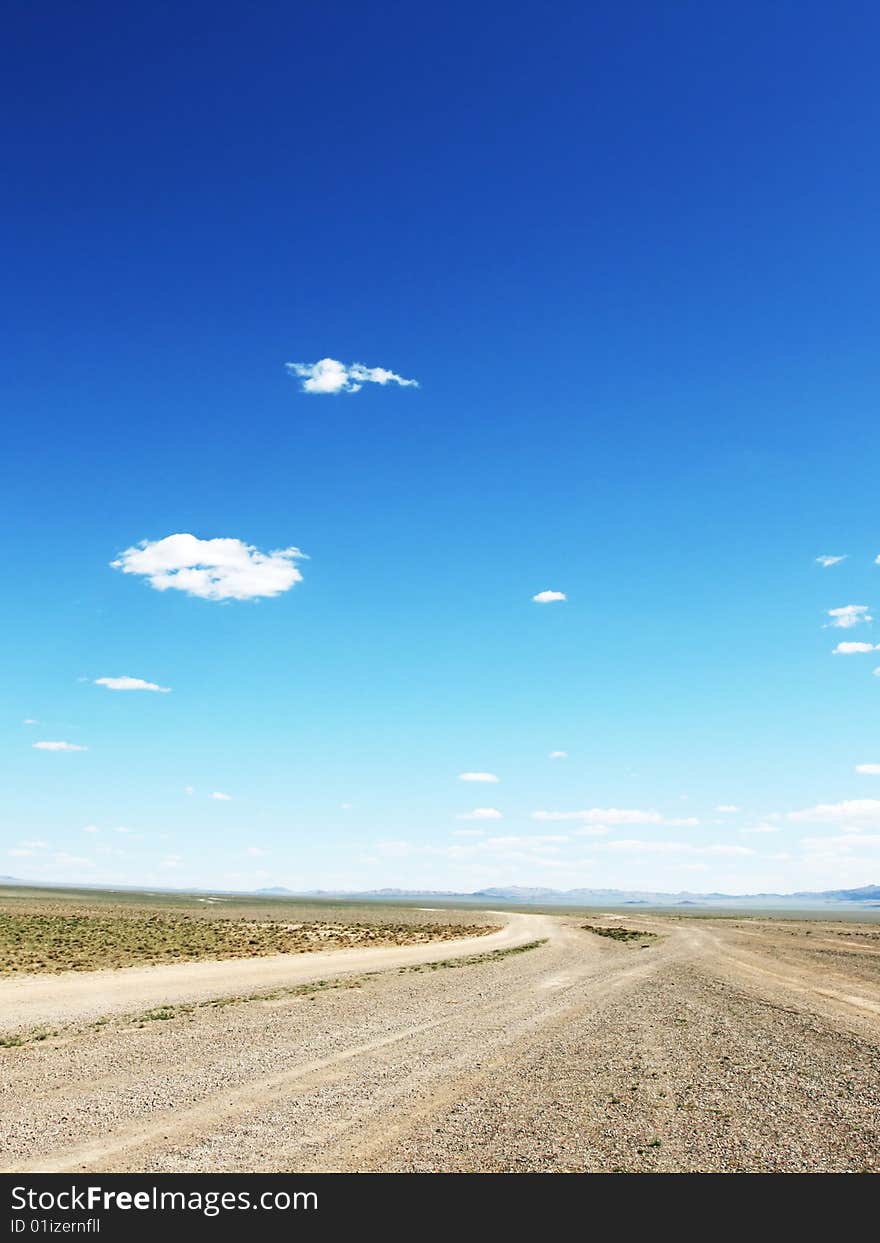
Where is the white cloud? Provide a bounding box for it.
[549,750,568,759]
[33,740,87,752]
[739,824,780,835]
[112,826,132,835]
[456,807,503,821]
[22,718,38,725]
[593,839,755,857]
[452,829,485,837]
[532,807,664,825]
[832,641,878,654]
[826,605,873,629]
[112,534,307,602]
[786,799,880,826]
[286,358,418,395]
[532,590,567,603]
[816,555,847,567]
[184,786,195,796]
[94,676,171,693]
[874,667,880,678]
[855,764,880,775]
[82,825,99,834]
[211,791,232,801]
[458,772,500,783]
[245,847,268,858]
[715,805,740,813]
[799,833,880,855]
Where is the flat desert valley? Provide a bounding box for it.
[1,888,878,1173]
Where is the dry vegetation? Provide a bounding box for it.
[582,924,659,944]
[0,888,497,975]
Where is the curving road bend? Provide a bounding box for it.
[1,911,878,1173]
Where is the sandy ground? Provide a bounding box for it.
[2,911,879,1173]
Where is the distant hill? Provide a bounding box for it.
[254,886,298,896]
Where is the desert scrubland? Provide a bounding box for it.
[1,890,878,1173]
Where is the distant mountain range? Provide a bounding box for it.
[260,882,880,908]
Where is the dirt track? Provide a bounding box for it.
[2,912,879,1173]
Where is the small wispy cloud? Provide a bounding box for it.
[456,807,503,821]
[33,740,87,752]
[82,825,99,834]
[856,764,880,775]
[112,534,307,602]
[548,750,568,759]
[211,791,232,801]
[245,847,268,857]
[458,772,500,783]
[22,718,38,725]
[184,786,195,796]
[786,798,880,825]
[95,676,171,693]
[816,555,847,567]
[826,605,873,629]
[832,641,878,654]
[739,824,780,835]
[286,358,418,395]
[532,590,567,603]
[532,807,664,825]
[715,805,740,813]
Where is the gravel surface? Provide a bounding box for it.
[1,913,878,1173]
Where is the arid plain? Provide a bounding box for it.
[1,887,878,1173]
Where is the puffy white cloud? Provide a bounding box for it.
[739,824,780,835]
[211,791,232,801]
[456,807,503,821]
[531,807,664,825]
[94,676,171,693]
[22,718,38,725]
[286,358,418,395]
[82,825,99,834]
[33,740,87,752]
[532,590,567,603]
[184,786,195,796]
[112,534,307,602]
[832,641,878,654]
[786,799,880,826]
[715,805,740,813]
[816,555,847,567]
[458,772,500,783]
[855,764,880,775]
[826,605,873,629]
[548,750,568,759]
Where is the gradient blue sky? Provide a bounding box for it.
[3,1,879,894]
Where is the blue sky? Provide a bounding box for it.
[3,1,879,894]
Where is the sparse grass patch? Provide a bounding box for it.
[0,905,497,975]
[582,924,659,944]
[398,938,548,974]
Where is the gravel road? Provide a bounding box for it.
[2,912,878,1173]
